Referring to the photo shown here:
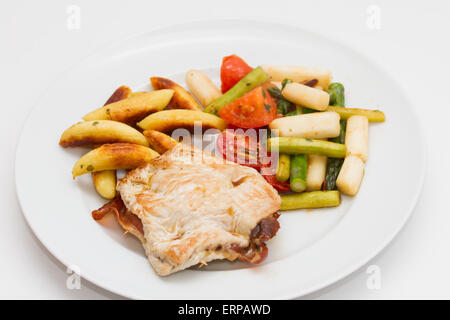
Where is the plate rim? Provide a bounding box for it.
[15,18,426,299]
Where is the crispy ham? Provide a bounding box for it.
[92,196,145,243]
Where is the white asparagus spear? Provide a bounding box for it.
[261,65,331,89]
[282,82,330,111]
[345,115,369,162]
[306,154,327,191]
[336,155,365,196]
[185,70,221,107]
[269,111,340,139]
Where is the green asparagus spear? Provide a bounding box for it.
[277,99,291,114]
[327,83,345,106]
[284,109,298,117]
[324,158,342,190]
[284,105,302,117]
[267,85,293,115]
[268,137,346,158]
[301,106,316,114]
[290,154,308,192]
[204,66,269,114]
[324,117,346,190]
[279,79,298,114]
[267,86,282,99]
[275,154,291,182]
[324,82,346,190]
[327,106,385,122]
[331,119,346,144]
[280,191,341,210]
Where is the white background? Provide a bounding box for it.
[1,0,449,299]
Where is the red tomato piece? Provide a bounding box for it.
[262,174,291,192]
[216,130,261,169]
[218,86,277,129]
[220,54,253,93]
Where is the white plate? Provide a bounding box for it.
[15,20,425,299]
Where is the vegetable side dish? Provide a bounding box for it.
[59,54,385,275]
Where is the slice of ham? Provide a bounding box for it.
[231,213,280,264]
[92,196,145,242]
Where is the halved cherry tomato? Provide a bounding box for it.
[218,85,277,129]
[217,129,289,191]
[220,55,253,93]
[216,130,262,169]
[262,173,291,191]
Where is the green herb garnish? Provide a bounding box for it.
[267,86,281,99]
